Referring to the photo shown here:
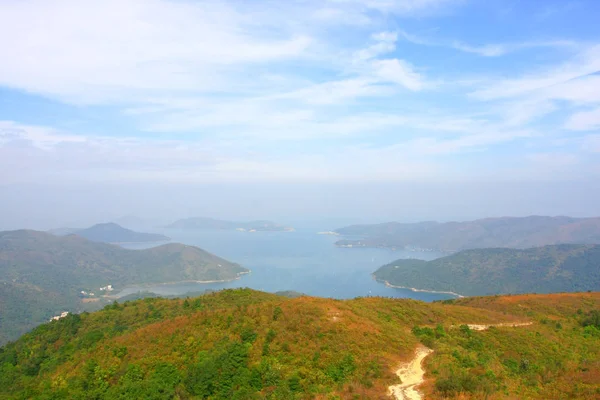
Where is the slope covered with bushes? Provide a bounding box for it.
[1,289,599,399]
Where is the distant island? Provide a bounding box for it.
[372,244,600,296]
[0,230,248,344]
[165,217,294,232]
[49,222,170,243]
[334,215,600,252]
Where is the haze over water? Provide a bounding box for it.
[118,225,453,301]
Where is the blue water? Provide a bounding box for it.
[118,227,454,301]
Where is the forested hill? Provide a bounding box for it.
[373,244,600,296]
[50,222,170,243]
[1,289,599,399]
[334,215,600,251]
[0,230,247,344]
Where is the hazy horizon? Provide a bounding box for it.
[2,0,600,231]
[2,180,600,231]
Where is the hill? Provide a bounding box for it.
[51,222,170,243]
[0,230,248,344]
[334,216,600,252]
[165,217,294,232]
[0,289,598,399]
[373,244,600,296]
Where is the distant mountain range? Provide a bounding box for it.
[49,222,170,243]
[373,244,600,296]
[165,217,294,232]
[0,230,248,344]
[335,216,600,251]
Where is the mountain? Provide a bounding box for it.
[76,222,170,243]
[373,244,600,296]
[0,230,248,344]
[49,222,170,243]
[1,289,598,399]
[47,227,81,236]
[334,216,600,251]
[165,217,294,231]
[111,215,148,229]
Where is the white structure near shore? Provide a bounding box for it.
[50,311,69,321]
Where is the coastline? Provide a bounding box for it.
[379,279,464,298]
[109,270,252,298]
[111,239,171,245]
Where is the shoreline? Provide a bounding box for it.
[111,240,171,245]
[379,279,464,298]
[110,270,252,297]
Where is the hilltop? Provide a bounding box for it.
[334,216,600,252]
[373,244,600,296]
[0,230,247,344]
[50,222,170,243]
[0,289,598,399]
[165,217,294,232]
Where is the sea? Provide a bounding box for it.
[118,225,455,302]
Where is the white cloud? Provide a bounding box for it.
[1,0,599,186]
[327,0,463,15]
[470,45,600,100]
[0,0,313,104]
[371,59,425,91]
[564,107,600,131]
[451,40,578,57]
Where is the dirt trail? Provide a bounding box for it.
[388,322,532,399]
[466,321,533,331]
[388,345,433,400]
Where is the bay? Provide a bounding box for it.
[118,226,455,301]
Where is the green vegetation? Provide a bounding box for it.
[71,222,170,243]
[165,217,294,232]
[50,223,170,243]
[373,244,600,296]
[0,230,248,344]
[335,215,600,251]
[1,289,599,399]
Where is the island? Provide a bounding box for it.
[372,244,600,297]
[0,229,248,344]
[49,222,170,244]
[165,217,294,232]
[334,215,600,252]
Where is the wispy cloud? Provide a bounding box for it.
[470,45,600,100]
[0,0,599,187]
[565,107,600,131]
[396,28,579,57]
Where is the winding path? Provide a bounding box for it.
[388,321,533,399]
[388,345,434,400]
[465,322,533,331]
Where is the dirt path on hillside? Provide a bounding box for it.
[388,322,533,399]
[466,321,533,331]
[388,345,433,400]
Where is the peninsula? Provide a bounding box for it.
[334,215,600,252]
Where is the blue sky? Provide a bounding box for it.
[1,0,600,223]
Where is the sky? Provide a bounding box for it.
[1,0,600,228]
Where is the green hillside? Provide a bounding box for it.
[0,230,248,344]
[75,222,170,243]
[335,216,600,251]
[50,223,170,243]
[0,289,599,399]
[373,244,600,296]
